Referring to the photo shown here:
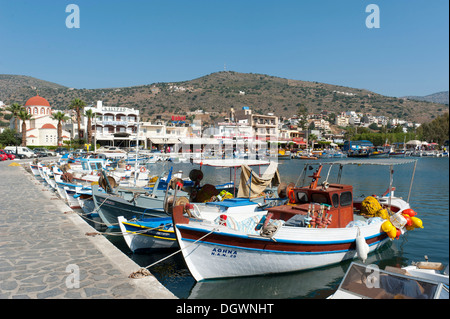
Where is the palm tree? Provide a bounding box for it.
[69,98,86,139]
[52,111,70,146]
[6,103,23,132]
[17,109,32,146]
[84,109,95,145]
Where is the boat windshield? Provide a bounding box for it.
[337,263,442,299]
[82,161,103,171]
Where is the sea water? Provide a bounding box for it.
[106,157,449,299]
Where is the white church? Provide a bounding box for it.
[17,95,71,146]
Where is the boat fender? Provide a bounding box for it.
[355,227,369,263]
[255,215,267,231]
[218,214,227,226]
[402,208,417,217]
[401,214,413,227]
[410,216,424,229]
[263,213,273,229]
[381,220,395,233]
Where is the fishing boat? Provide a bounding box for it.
[29,160,41,176]
[93,159,281,228]
[347,148,370,158]
[118,216,176,252]
[277,149,291,160]
[328,258,448,299]
[319,149,346,159]
[118,196,274,252]
[370,146,390,158]
[172,158,423,281]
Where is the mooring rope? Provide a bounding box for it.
[129,226,219,278]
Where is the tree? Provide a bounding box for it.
[69,98,86,139]
[52,111,70,146]
[0,128,21,146]
[417,113,449,145]
[5,103,22,132]
[84,109,95,145]
[297,103,308,130]
[17,109,32,146]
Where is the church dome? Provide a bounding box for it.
[25,95,51,107]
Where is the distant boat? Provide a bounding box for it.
[347,148,370,157]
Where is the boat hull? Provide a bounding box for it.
[173,210,390,281]
[118,216,177,252]
[91,185,168,228]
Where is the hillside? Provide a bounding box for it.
[0,74,66,98]
[1,72,448,124]
[403,91,449,105]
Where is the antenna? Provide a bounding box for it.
[224,63,227,72]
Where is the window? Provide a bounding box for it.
[311,193,329,205]
[295,191,308,204]
[332,194,339,208]
[340,191,352,206]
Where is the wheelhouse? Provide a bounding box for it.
[267,165,354,228]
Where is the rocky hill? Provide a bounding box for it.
[403,91,449,105]
[1,72,448,124]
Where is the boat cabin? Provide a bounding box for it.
[80,158,107,172]
[267,165,354,228]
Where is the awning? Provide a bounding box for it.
[149,138,180,144]
[406,140,422,146]
[179,138,219,145]
[193,159,272,167]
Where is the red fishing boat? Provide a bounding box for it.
[172,159,423,281]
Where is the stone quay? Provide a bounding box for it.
[0,160,176,299]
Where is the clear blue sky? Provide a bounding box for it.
[0,0,448,97]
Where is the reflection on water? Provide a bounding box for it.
[98,157,448,299]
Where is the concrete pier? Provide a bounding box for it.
[0,160,176,299]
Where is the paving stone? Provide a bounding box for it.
[0,161,176,299]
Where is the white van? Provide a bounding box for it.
[4,146,36,158]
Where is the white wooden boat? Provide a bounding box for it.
[172,159,424,281]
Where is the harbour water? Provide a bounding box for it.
[103,157,449,299]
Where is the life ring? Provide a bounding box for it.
[125,165,131,170]
[140,166,147,173]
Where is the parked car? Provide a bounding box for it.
[4,149,25,159]
[33,148,48,157]
[0,152,7,161]
[0,149,15,160]
[55,147,69,155]
[35,148,56,156]
[4,146,36,158]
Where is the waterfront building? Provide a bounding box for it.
[231,106,278,142]
[84,101,145,148]
[140,120,185,151]
[16,95,71,146]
